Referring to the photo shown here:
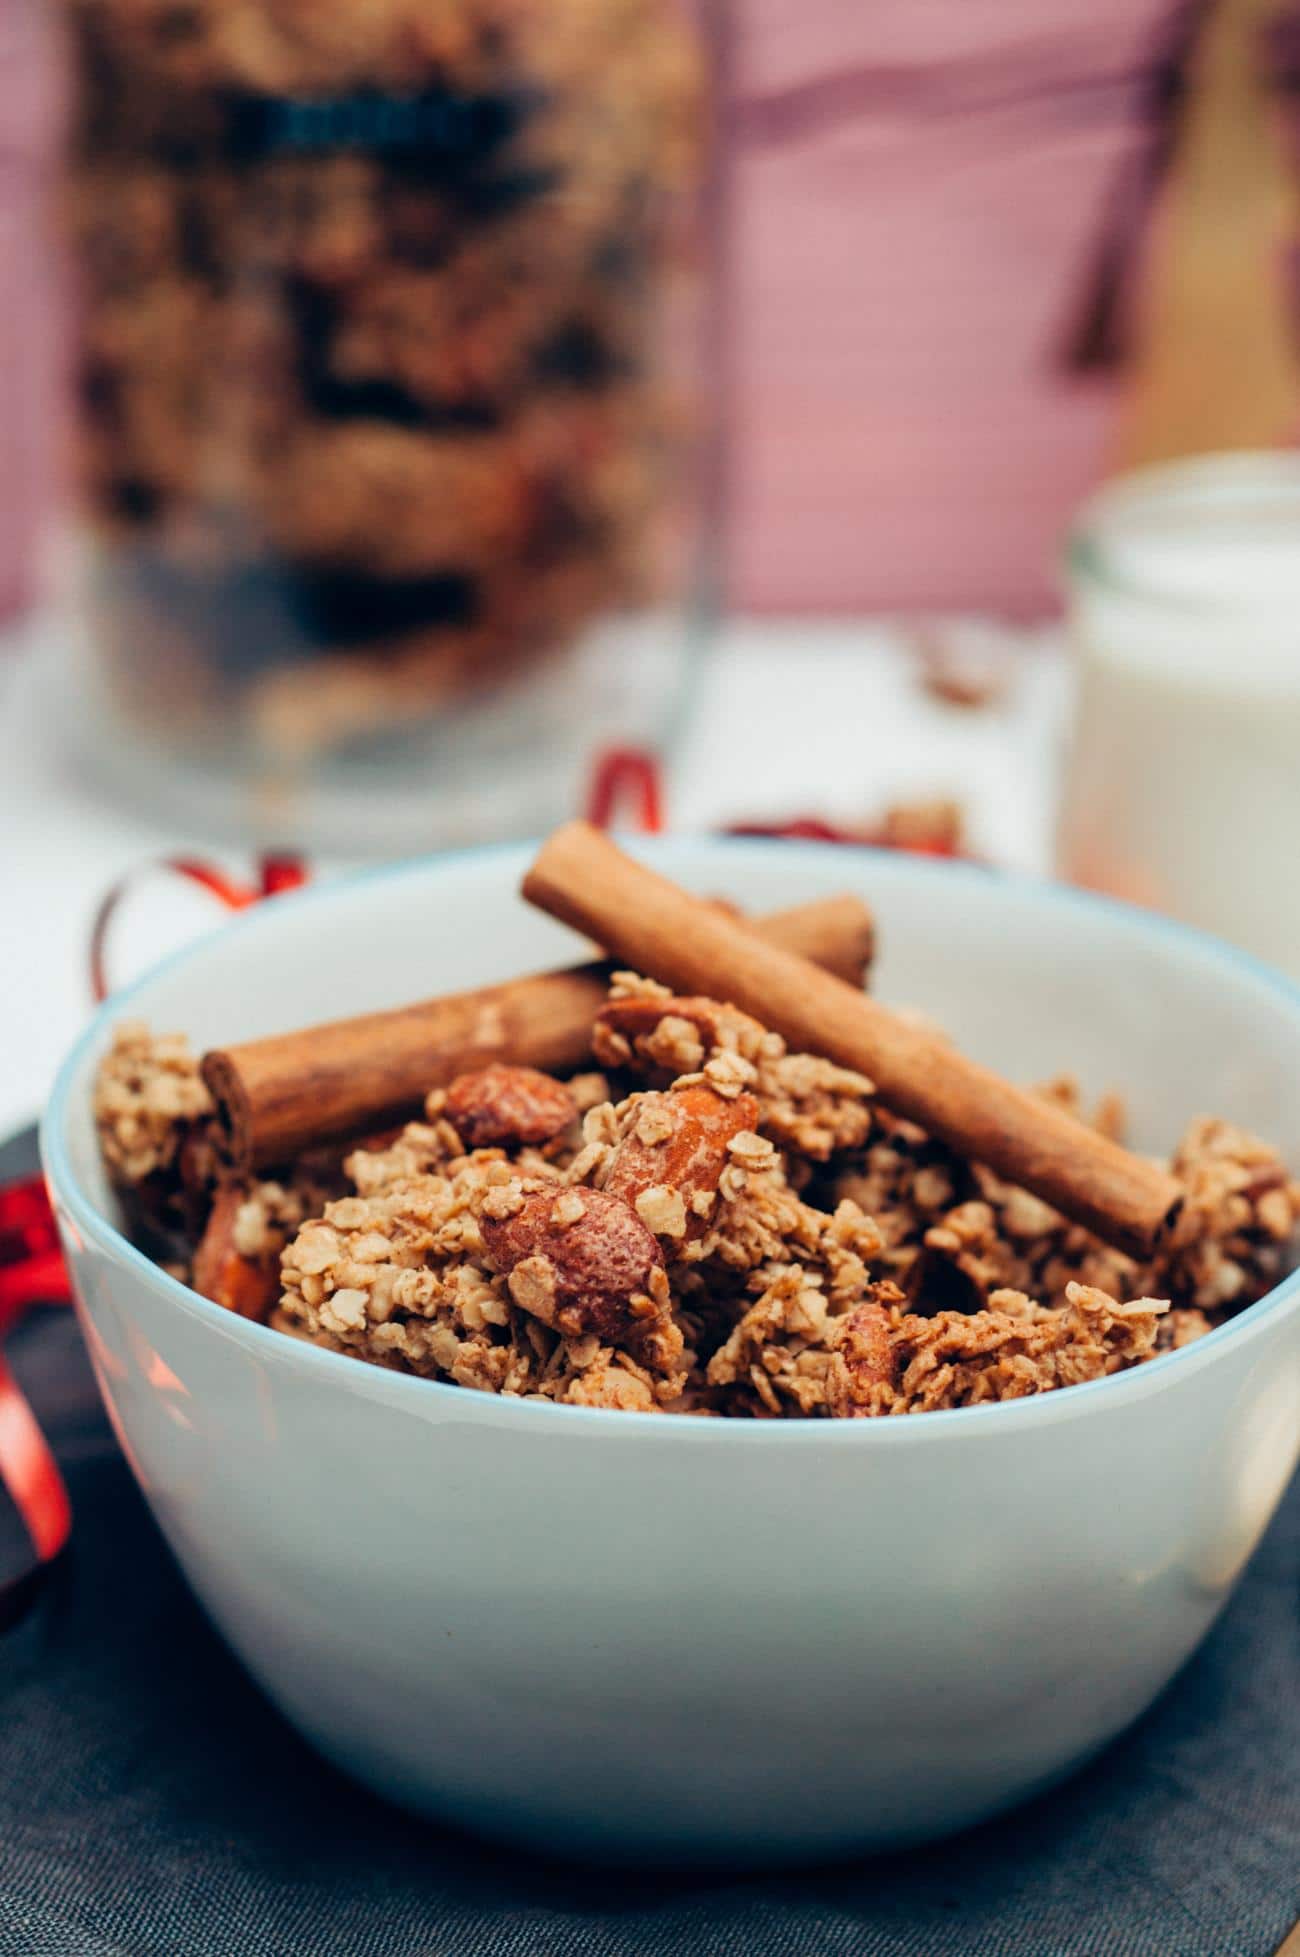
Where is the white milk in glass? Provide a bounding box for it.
[1060,453,1300,975]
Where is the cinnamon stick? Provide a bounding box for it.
[202,892,874,1170]
[522,824,1184,1258]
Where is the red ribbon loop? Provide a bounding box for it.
[90,852,309,1005]
[583,748,665,834]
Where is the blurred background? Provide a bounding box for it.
[4,0,1300,1122]
[7,1,1299,618]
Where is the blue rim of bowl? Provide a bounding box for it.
[40,835,1300,1444]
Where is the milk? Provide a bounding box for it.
[1059,453,1300,976]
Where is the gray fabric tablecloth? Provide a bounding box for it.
[0,1130,1296,1957]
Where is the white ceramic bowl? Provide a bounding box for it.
[42,841,1300,1867]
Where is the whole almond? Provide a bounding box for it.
[480,1186,677,1368]
[444,1064,577,1150]
[605,1084,761,1241]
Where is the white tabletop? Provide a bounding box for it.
[0,610,1068,1140]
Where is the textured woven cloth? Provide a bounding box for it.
[0,1133,1296,1957]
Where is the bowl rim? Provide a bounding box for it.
[41,834,1300,1445]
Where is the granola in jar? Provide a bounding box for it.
[63,0,713,843]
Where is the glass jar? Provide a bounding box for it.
[61,0,719,850]
[1059,452,1300,975]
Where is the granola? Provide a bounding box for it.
[95,979,1300,1418]
[64,0,704,759]
[829,1096,1300,1324]
[92,1020,213,1186]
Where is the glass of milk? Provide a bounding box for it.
[1060,452,1300,976]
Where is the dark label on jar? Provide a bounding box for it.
[226,88,534,164]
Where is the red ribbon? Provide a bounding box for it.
[0,1354,73,1566]
[90,853,309,1005]
[583,747,665,834]
[0,1177,70,1322]
[0,1176,73,1607]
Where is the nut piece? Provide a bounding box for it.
[479,1187,678,1370]
[605,1084,762,1241]
[596,996,723,1043]
[827,1292,901,1417]
[593,997,723,1076]
[191,1185,280,1323]
[443,1064,577,1151]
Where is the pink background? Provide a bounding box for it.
[0,2,64,619]
[0,1,1166,622]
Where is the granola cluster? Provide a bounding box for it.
[93,984,1300,1418]
[65,0,702,756]
[829,1096,1300,1329]
[92,1020,213,1186]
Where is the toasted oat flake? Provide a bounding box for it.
[635,1101,677,1147]
[635,1184,688,1239]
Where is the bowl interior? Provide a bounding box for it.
[52,838,1300,1277]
